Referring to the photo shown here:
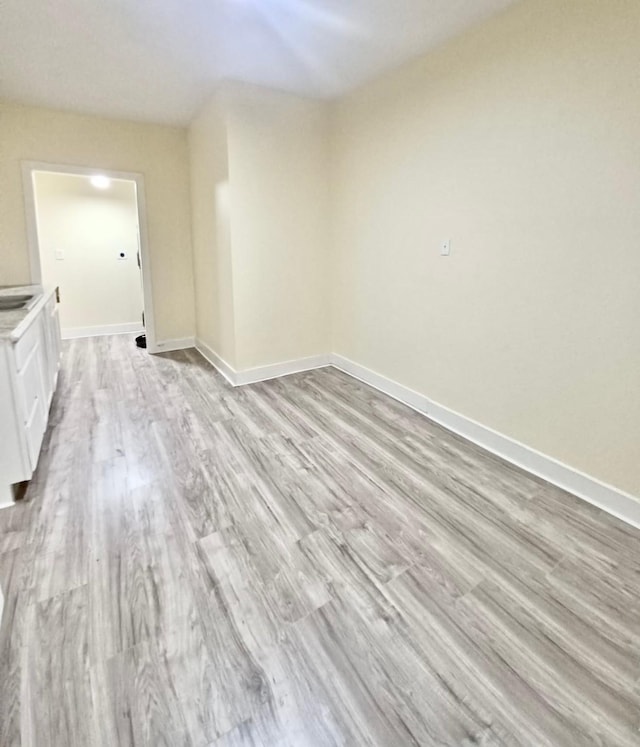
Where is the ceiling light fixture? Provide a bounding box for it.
[90,175,111,189]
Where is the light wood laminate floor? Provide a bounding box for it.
[0,335,639,746]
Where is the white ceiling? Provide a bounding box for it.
[1,0,518,126]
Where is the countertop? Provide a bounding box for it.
[0,285,55,342]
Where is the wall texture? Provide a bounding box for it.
[189,83,330,371]
[226,83,330,370]
[331,0,640,496]
[34,172,143,333]
[188,94,237,364]
[0,102,195,342]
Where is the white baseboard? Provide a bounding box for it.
[330,354,640,530]
[195,339,330,387]
[235,354,331,386]
[151,337,195,354]
[62,322,142,339]
[189,342,640,529]
[195,340,237,386]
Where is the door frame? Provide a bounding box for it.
[21,160,157,351]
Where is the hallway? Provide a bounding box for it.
[0,336,639,746]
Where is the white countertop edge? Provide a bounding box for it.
[3,287,57,342]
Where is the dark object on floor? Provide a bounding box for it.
[135,333,147,349]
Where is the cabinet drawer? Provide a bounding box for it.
[14,318,42,372]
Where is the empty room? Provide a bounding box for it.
[0,0,638,745]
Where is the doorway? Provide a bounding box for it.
[22,162,156,349]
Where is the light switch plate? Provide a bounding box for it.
[440,239,451,256]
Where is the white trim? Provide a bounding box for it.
[62,322,142,340]
[235,355,331,386]
[21,161,158,352]
[195,339,237,386]
[330,354,640,530]
[151,337,195,354]
[194,339,330,387]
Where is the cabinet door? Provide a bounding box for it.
[49,303,61,381]
[42,295,61,400]
[16,342,47,470]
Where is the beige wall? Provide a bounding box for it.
[0,102,194,342]
[226,83,330,370]
[188,94,237,364]
[189,83,330,371]
[331,0,640,496]
[34,172,143,333]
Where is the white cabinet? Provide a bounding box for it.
[17,342,48,468]
[0,289,61,507]
[42,293,61,401]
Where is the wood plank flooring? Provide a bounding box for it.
[1,334,639,746]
